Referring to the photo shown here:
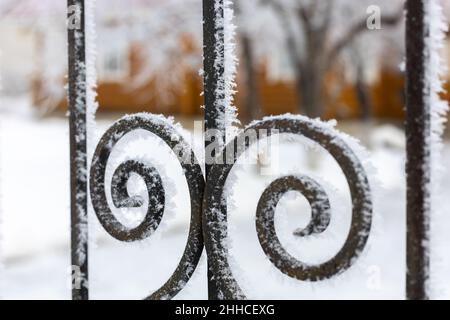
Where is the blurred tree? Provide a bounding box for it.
[235,0,262,123]
[257,0,404,117]
[1,0,409,118]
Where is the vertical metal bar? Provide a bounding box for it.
[68,0,89,300]
[203,0,225,151]
[203,0,225,299]
[405,0,430,300]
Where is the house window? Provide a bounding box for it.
[267,49,295,82]
[99,45,130,82]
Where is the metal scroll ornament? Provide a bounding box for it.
[202,117,372,299]
[89,114,372,300]
[90,114,205,300]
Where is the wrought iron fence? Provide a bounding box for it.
[66,0,435,300]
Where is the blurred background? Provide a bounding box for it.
[1,0,450,300]
[1,0,413,119]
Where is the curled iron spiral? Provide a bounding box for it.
[90,114,204,300]
[202,117,372,299]
[90,114,372,300]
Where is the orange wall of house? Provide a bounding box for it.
[322,69,406,120]
[95,44,203,116]
[254,80,298,115]
[36,44,410,120]
[45,68,407,121]
[94,63,408,121]
[236,67,406,121]
[47,41,204,116]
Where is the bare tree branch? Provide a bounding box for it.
[297,1,334,58]
[325,6,404,70]
[297,5,312,37]
[0,0,21,17]
[260,0,304,70]
[318,1,334,37]
[299,0,334,35]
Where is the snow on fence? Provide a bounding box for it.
[66,0,447,300]
[405,0,449,300]
[67,0,89,301]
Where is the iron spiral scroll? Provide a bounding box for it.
[89,114,372,300]
[90,114,205,300]
[203,116,373,299]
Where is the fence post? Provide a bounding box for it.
[67,0,89,300]
[202,0,225,300]
[405,0,430,300]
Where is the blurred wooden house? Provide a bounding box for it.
[28,2,450,122]
[26,1,410,121]
[32,38,408,121]
[4,0,449,121]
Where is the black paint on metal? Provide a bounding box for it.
[90,115,205,300]
[81,0,375,301]
[202,0,225,300]
[203,118,373,299]
[259,176,331,238]
[405,0,430,301]
[68,0,88,301]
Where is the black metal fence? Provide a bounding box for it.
[67,0,435,300]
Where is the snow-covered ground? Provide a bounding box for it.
[1,96,450,300]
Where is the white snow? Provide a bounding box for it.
[2,96,450,299]
[86,0,98,157]
[211,0,239,143]
[424,0,450,299]
[1,0,450,301]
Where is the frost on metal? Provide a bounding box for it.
[425,0,449,200]
[423,0,448,209]
[89,113,204,300]
[69,0,97,276]
[85,0,98,156]
[203,114,373,299]
[72,36,88,266]
[85,0,99,261]
[68,0,90,294]
[214,0,239,142]
[423,0,449,298]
